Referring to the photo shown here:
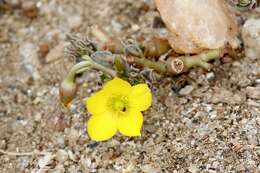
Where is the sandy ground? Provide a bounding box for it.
[0,0,260,172]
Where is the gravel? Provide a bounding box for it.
[0,0,260,173]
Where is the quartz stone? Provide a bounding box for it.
[155,0,239,53]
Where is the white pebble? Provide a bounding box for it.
[56,150,68,163]
[179,85,194,95]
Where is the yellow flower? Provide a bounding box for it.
[86,77,152,141]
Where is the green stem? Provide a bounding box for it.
[91,61,117,77]
[127,50,220,75]
[81,55,117,77]
[131,56,167,74]
[66,50,220,79]
[64,61,91,83]
[64,56,117,84]
[183,50,220,69]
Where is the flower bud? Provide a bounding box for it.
[143,37,171,58]
[124,39,143,57]
[59,79,78,107]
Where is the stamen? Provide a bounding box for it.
[107,95,129,113]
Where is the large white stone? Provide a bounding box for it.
[155,0,239,54]
[242,18,260,60]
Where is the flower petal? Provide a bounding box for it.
[86,90,109,115]
[129,84,152,111]
[103,77,131,95]
[87,112,117,141]
[117,110,143,136]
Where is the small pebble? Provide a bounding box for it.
[245,87,260,99]
[255,79,260,85]
[56,150,68,163]
[22,1,38,18]
[34,113,42,122]
[3,156,10,163]
[179,85,194,95]
[67,165,78,173]
[145,124,157,133]
[141,164,158,173]
[68,150,77,162]
[131,24,140,32]
[80,157,92,170]
[39,43,50,58]
[0,140,6,150]
[111,19,123,32]
[9,0,21,7]
[45,42,67,63]
[18,157,30,170]
[66,128,80,146]
[19,42,40,80]
[206,72,215,80]
[67,15,82,30]
[188,164,199,173]
[52,164,65,173]
[56,136,65,148]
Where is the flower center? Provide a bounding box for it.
[114,100,126,112]
[108,95,128,113]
